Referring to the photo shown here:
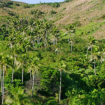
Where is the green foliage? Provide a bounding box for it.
[50,10,57,14]
[45,99,59,105]
[0,8,105,105]
[64,0,73,2]
[0,1,14,8]
[30,9,45,18]
[7,10,16,16]
[23,4,33,8]
[47,2,60,8]
[101,14,105,19]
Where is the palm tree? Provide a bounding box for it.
[0,53,12,105]
[21,54,27,84]
[70,41,73,53]
[58,60,66,103]
[31,65,39,97]
[87,36,97,60]
[0,65,5,105]
[27,54,39,97]
[0,66,2,105]
[0,65,2,94]
[12,55,16,83]
[50,35,57,45]
[88,45,99,75]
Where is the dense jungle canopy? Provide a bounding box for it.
[0,0,105,104]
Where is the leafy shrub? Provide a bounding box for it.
[45,99,59,105]
[30,9,44,18]
[65,24,75,32]
[14,3,20,6]
[50,10,57,14]
[23,4,30,8]
[73,21,81,27]
[0,1,13,8]
[47,2,60,8]
[23,4,35,8]
[64,0,73,2]
[28,4,35,8]
[101,14,105,19]
[7,11,16,16]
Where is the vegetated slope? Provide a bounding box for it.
[1,0,105,105]
[0,0,105,39]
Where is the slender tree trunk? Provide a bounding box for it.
[37,36,41,47]
[91,44,92,60]
[100,56,103,69]
[71,41,72,53]
[32,72,35,97]
[22,68,24,83]
[59,70,62,103]
[44,30,47,49]
[2,66,4,105]
[12,57,16,83]
[53,40,55,45]
[12,69,14,84]
[0,69,2,105]
[0,69,2,93]
[44,38,47,49]
[101,102,103,105]
[68,34,70,44]
[87,46,88,59]
[94,58,96,75]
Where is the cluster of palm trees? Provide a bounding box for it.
[0,17,61,104]
[1,16,105,104]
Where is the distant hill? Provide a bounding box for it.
[0,0,105,39]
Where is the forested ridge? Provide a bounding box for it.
[0,0,105,105]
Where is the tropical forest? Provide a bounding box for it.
[0,0,105,104]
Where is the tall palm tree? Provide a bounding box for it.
[0,65,4,105]
[27,54,39,97]
[88,45,99,75]
[70,41,73,53]
[58,60,66,103]
[0,53,12,105]
[12,55,16,83]
[0,65,2,94]
[87,36,97,60]
[21,54,27,84]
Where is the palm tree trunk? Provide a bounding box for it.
[32,72,35,97]
[37,36,40,47]
[59,70,62,103]
[87,46,88,59]
[53,40,55,45]
[94,58,96,75]
[71,41,72,53]
[2,66,4,105]
[12,57,16,83]
[22,68,24,83]
[0,69,2,93]
[12,69,14,83]
[44,30,47,49]
[44,38,47,49]
[68,34,70,44]
[0,69,2,105]
[91,44,92,60]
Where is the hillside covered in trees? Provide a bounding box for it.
[0,0,105,104]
